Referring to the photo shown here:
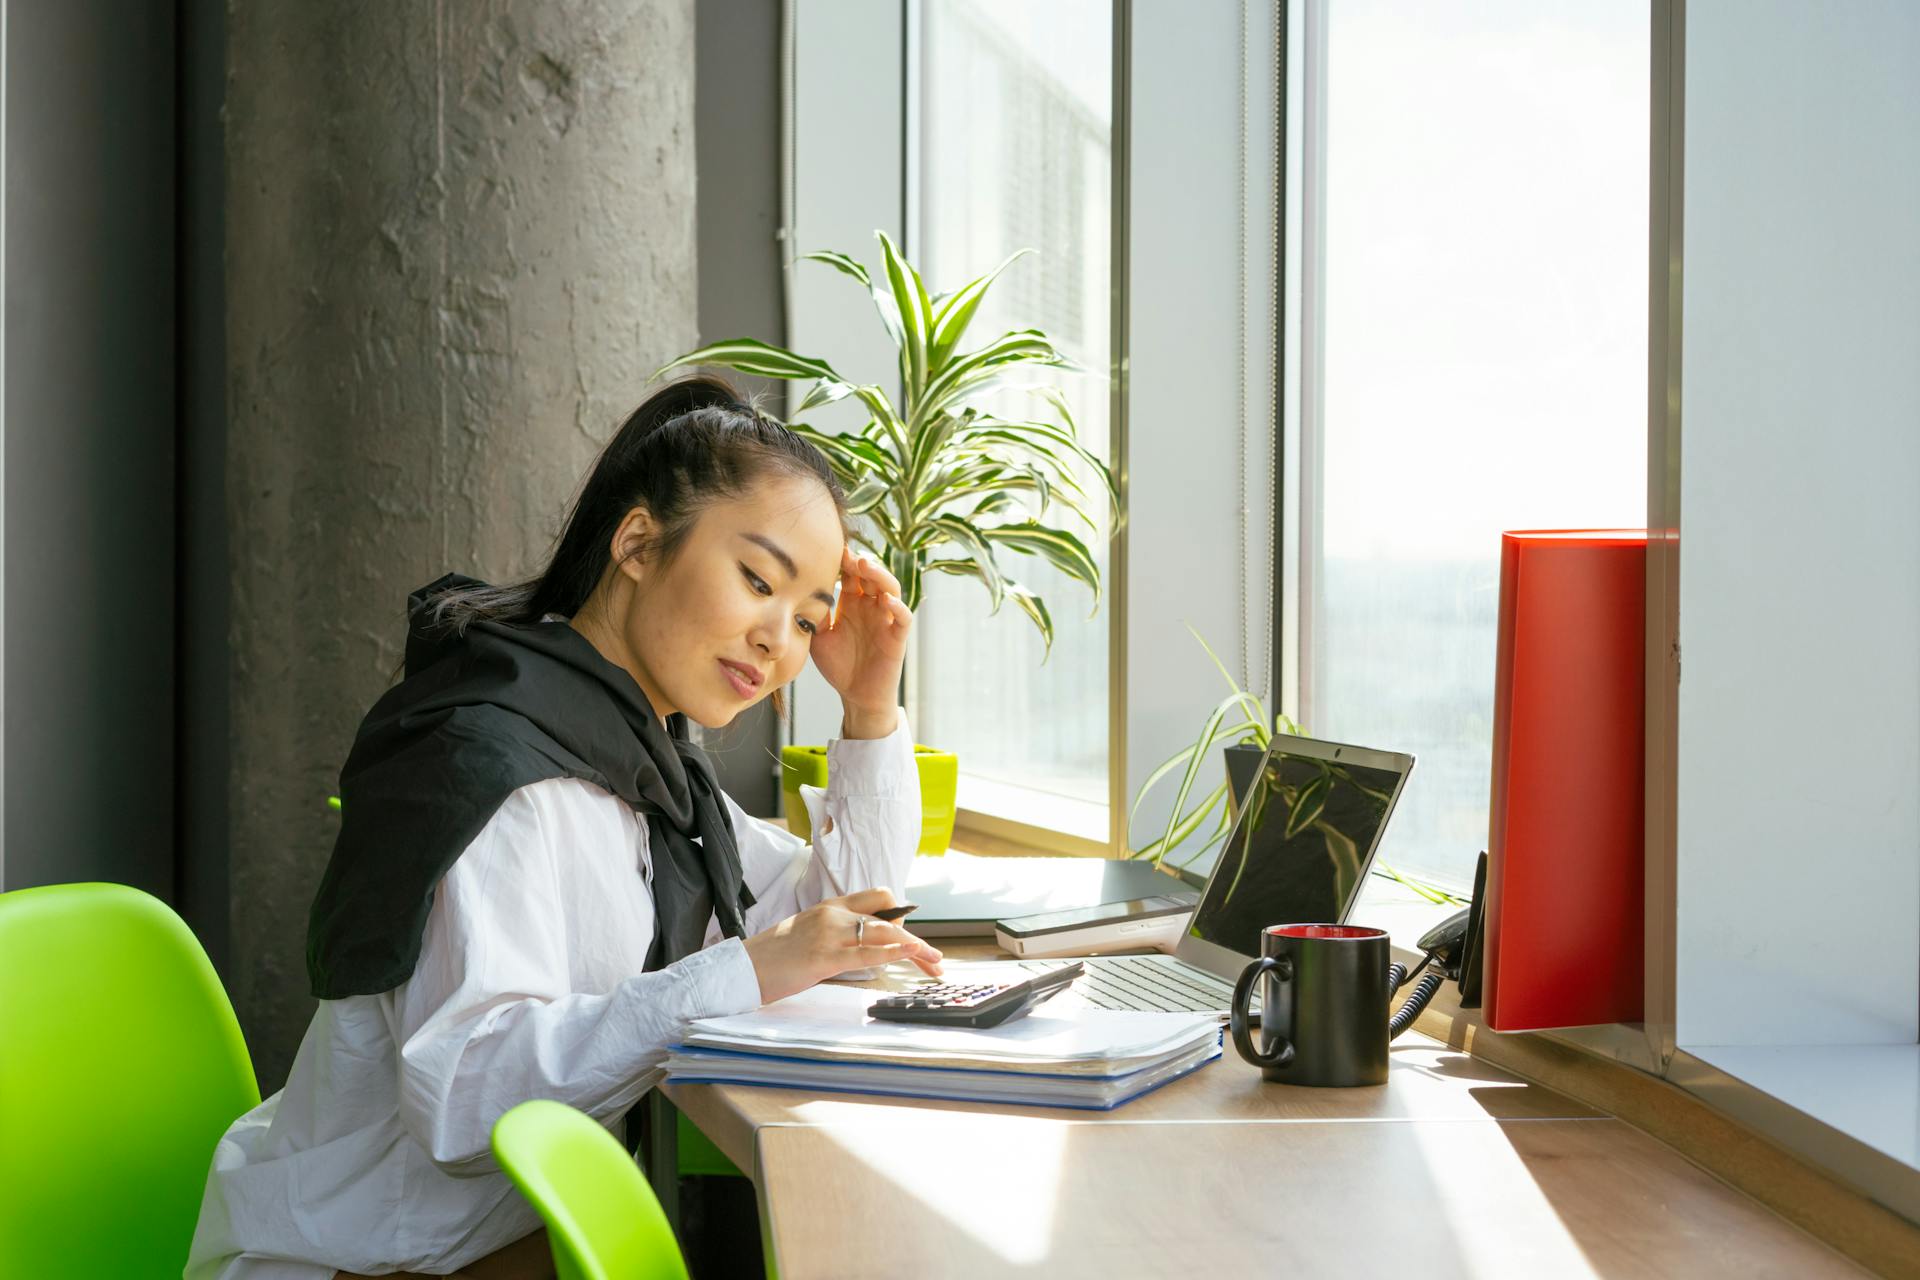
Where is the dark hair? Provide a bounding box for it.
[429,375,849,715]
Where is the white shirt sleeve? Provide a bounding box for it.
[388,778,762,1176]
[721,706,921,934]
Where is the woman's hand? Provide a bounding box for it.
[807,547,911,738]
[741,888,944,1005]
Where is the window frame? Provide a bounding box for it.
[905,0,1131,855]
[791,1,1287,858]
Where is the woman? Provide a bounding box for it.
[188,377,944,1278]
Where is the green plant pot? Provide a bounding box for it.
[779,744,959,855]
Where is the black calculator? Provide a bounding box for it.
[866,962,1085,1029]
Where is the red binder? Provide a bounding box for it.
[1483,530,1645,1031]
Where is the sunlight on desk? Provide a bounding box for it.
[1409,1121,1599,1277]
[665,942,1865,1278]
[755,1114,1861,1278]
[796,1115,1070,1268]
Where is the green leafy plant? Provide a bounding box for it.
[1127,626,1301,871]
[1128,626,1468,909]
[653,231,1118,657]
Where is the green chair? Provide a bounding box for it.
[492,1098,691,1280]
[0,881,260,1278]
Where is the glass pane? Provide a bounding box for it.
[1308,0,1649,886]
[913,0,1113,839]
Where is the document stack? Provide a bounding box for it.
[664,982,1221,1110]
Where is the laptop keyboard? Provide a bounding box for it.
[1016,955,1240,1014]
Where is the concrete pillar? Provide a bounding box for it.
[226,1,697,1088]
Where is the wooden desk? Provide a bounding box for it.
[663,948,1863,1278]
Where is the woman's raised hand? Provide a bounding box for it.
[807,548,911,737]
[741,887,944,1006]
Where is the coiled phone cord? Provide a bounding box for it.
[1386,958,1446,1040]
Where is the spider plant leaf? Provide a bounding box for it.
[1216,784,1272,901]
[1159,690,1253,860]
[876,231,933,401]
[1126,743,1199,853]
[1155,780,1231,866]
[980,521,1100,610]
[652,339,843,384]
[1284,770,1332,838]
[928,248,1033,374]
[926,517,1006,611]
[1186,623,1267,734]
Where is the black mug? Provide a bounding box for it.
[1229,924,1392,1087]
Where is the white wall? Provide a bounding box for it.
[785,0,905,751]
[1122,0,1280,858]
[1675,0,1920,1047]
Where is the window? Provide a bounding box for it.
[909,0,1115,842]
[1295,0,1650,888]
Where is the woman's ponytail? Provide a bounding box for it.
[424,375,848,642]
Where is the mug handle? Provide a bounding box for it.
[1230,955,1295,1070]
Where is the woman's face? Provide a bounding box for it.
[596,473,844,728]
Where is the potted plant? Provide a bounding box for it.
[1128,627,1465,906]
[654,231,1119,853]
[1127,628,1300,882]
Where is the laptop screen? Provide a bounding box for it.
[1184,743,1411,961]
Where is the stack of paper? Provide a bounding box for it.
[664,983,1221,1110]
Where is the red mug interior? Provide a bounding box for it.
[1266,924,1387,940]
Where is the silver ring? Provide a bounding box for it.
[855,917,865,946]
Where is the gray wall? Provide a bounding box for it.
[3,2,178,899]
[179,0,232,976]
[694,0,785,816]
[225,1,699,1089]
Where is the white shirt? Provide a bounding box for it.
[186,711,919,1279]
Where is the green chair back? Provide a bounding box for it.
[492,1099,691,1280]
[0,881,259,1278]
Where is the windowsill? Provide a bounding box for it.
[1349,871,1463,956]
[1672,1042,1920,1221]
[954,774,1108,844]
[1405,955,1920,1251]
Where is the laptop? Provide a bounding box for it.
[1006,734,1416,1014]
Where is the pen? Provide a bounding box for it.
[873,904,918,923]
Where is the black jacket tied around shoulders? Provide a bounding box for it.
[305,573,755,1000]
